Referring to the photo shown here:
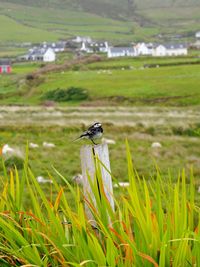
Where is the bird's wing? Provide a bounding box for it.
[86,128,96,136]
[80,130,90,137]
[87,125,94,131]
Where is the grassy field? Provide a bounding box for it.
[38,65,200,105]
[1,56,199,106]
[0,106,200,188]
[0,47,26,57]
[0,57,199,188]
[0,2,133,44]
[0,0,199,46]
[0,15,59,43]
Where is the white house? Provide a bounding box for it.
[195,31,200,39]
[42,48,56,62]
[107,47,136,58]
[23,48,56,62]
[165,44,188,56]
[73,36,92,43]
[152,43,188,57]
[80,41,109,53]
[134,42,153,56]
[41,42,65,53]
[191,40,200,49]
[152,44,167,57]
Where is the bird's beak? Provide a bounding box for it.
[0,147,2,156]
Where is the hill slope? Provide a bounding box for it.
[0,0,199,44]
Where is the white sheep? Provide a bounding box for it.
[43,142,56,148]
[114,182,130,188]
[37,176,53,184]
[29,142,39,148]
[151,142,162,148]
[2,144,14,155]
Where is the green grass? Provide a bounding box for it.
[0,63,42,97]
[0,2,134,43]
[0,0,199,45]
[87,56,200,69]
[0,57,200,106]
[37,64,200,106]
[12,62,41,74]
[0,143,200,266]
[0,15,59,43]
[0,47,26,57]
[0,105,200,184]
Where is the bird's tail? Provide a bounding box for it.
[72,135,84,142]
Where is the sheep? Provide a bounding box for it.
[43,142,56,148]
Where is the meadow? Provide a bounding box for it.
[0,1,133,44]
[0,55,199,106]
[0,106,200,187]
[37,64,200,105]
[0,56,200,184]
[0,0,200,46]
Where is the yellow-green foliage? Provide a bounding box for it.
[0,143,199,266]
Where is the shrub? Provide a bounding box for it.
[42,87,89,102]
[4,156,24,170]
[26,74,35,80]
[172,125,200,137]
[26,74,45,87]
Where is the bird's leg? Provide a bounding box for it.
[91,139,97,145]
[90,140,101,200]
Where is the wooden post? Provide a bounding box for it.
[80,144,114,223]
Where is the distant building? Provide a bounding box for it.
[152,44,167,57]
[152,43,188,56]
[81,41,109,53]
[191,40,200,49]
[195,31,200,39]
[132,42,188,57]
[107,47,136,58]
[41,42,65,53]
[73,36,92,43]
[22,48,56,62]
[0,60,11,73]
[134,42,153,56]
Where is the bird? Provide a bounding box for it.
[74,122,103,145]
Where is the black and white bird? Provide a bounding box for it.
[74,122,103,145]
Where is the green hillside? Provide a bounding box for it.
[0,56,200,106]
[0,15,59,42]
[0,0,199,44]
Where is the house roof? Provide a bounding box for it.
[0,59,11,65]
[135,42,154,48]
[28,47,54,57]
[84,41,107,48]
[41,42,65,50]
[163,43,187,49]
[139,42,188,50]
[109,47,135,53]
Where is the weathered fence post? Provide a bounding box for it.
[80,144,114,223]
